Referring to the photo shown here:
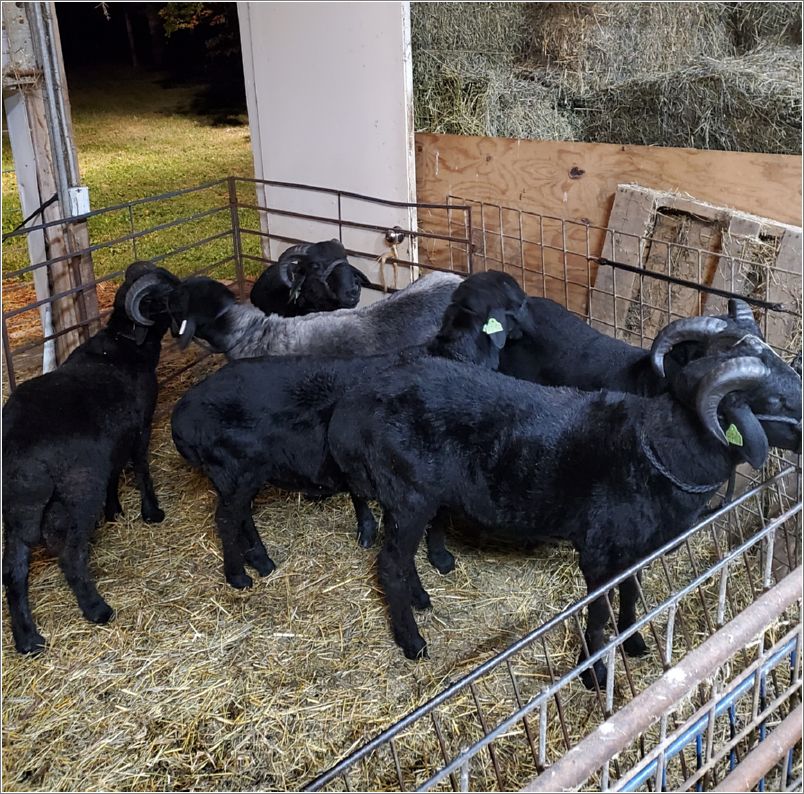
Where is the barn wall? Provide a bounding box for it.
[415,133,803,312]
[237,1,418,293]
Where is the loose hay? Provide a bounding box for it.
[580,44,802,154]
[1,361,797,791]
[525,2,736,94]
[411,2,802,153]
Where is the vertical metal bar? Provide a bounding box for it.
[605,647,616,715]
[460,759,470,792]
[539,215,547,299]
[504,663,540,772]
[3,317,17,392]
[518,210,526,290]
[498,203,505,273]
[227,176,245,298]
[466,206,474,273]
[128,203,138,260]
[717,563,729,627]
[337,192,343,244]
[561,220,569,310]
[431,711,458,791]
[389,737,404,790]
[764,528,777,589]
[665,603,678,668]
[540,638,572,753]
[538,700,547,769]
[469,682,504,787]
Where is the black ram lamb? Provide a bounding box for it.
[2,262,179,654]
[170,271,530,589]
[159,269,462,360]
[500,295,762,394]
[327,324,801,687]
[249,239,371,317]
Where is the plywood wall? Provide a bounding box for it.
[415,133,802,313]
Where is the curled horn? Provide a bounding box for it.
[695,356,770,445]
[650,316,729,377]
[124,272,167,326]
[729,298,756,327]
[276,243,311,286]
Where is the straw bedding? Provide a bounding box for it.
[2,347,793,791]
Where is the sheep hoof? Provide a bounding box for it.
[411,589,432,610]
[15,631,46,655]
[579,658,607,690]
[428,549,455,575]
[623,632,648,657]
[84,600,114,624]
[402,636,429,661]
[105,504,123,522]
[357,524,377,548]
[245,549,275,577]
[142,507,165,524]
[227,572,253,590]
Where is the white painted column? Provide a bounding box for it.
[238,1,417,293]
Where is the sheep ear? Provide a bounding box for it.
[482,309,509,349]
[350,265,372,288]
[721,402,769,470]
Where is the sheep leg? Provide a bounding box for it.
[352,494,378,548]
[131,433,164,524]
[2,529,45,655]
[618,574,648,657]
[58,522,114,625]
[384,511,431,609]
[104,468,123,521]
[425,509,455,574]
[577,592,610,689]
[237,500,275,577]
[378,513,429,659]
[215,493,252,589]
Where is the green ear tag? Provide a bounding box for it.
[725,423,743,446]
[483,317,504,335]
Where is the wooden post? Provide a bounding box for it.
[2,1,98,365]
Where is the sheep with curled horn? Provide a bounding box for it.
[326,315,801,686]
[423,298,766,566]
[161,268,463,360]
[169,271,532,589]
[2,262,179,654]
[249,239,372,317]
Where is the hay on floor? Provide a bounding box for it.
[2,350,795,791]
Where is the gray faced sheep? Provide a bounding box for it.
[160,270,462,360]
[170,271,530,589]
[326,323,801,688]
[2,263,179,654]
[249,239,371,317]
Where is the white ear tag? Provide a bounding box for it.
[179,320,187,335]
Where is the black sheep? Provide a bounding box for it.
[170,271,530,588]
[2,263,178,654]
[499,296,762,394]
[249,239,371,317]
[327,327,801,687]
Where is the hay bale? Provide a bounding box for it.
[414,52,578,140]
[524,2,736,93]
[731,1,802,52]
[580,45,802,154]
[410,2,530,66]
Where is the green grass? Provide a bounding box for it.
[2,67,258,280]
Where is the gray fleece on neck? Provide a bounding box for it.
[224,271,463,360]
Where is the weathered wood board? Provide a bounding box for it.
[415,134,802,315]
